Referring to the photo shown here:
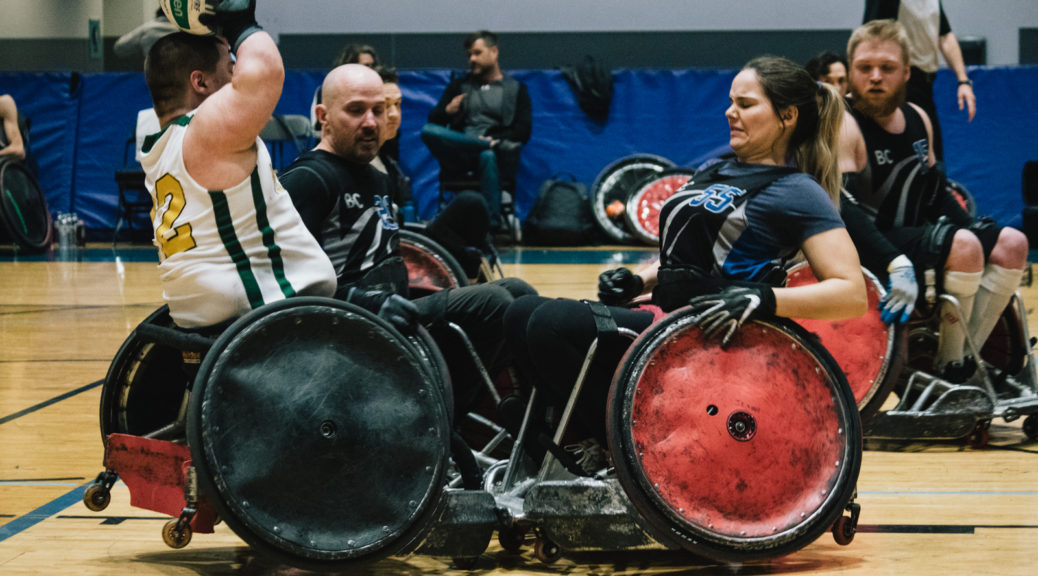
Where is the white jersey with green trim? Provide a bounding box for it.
[141,113,336,328]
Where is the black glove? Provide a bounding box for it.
[346,288,419,331]
[687,285,776,348]
[598,267,644,306]
[199,0,262,52]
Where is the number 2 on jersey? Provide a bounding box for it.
[154,174,197,258]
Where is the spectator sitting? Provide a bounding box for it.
[421,30,532,232]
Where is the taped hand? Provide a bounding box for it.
[880,254,917,324]
[597,267,644,306]
[687,285,776,348]
[199,0,261,51]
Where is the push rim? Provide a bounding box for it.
[786,263,905,429]
[0,160,51,251]
[608,310,861,561]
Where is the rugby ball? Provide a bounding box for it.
[159,0,215,36]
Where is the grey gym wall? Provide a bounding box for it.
[262,0,1034,69]
[0,0,1035,71]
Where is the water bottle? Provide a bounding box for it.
[53,212,81,260]
[401,202,416,224]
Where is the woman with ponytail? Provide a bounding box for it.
[501,56,866,469]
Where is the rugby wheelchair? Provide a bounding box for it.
[785,260,1038,447]
[83,233,514,569]
[0,114,52,253]
[483,302,863,563]
[85,288,863,568]
[84,297,506,569]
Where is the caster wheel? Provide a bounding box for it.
[533,537,561,564]
[498,526,526,554]
[161,519,192,549]
[452,557,479,570]
[82,484,110,512]
[832,515,856,546]
[1023,414,1038,441]
[968,422,990,449]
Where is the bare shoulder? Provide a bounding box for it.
[838,109,866,173]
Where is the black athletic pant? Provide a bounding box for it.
[503,295,655,458]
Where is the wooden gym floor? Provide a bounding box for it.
[0,243,1036,575]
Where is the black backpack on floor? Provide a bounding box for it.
[523,173,596,246]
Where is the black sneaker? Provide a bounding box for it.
[940,356,978,385]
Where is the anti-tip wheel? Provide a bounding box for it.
[161,519,192,549]
[82,484,111,512]
[497,526,526,554]
[831,516,856,546]
[1022,414,1038,441]
[533,537,561,564]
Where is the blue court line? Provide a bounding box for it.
[0,380,103,426]
[0,483,87,542]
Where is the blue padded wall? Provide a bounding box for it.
[1,66,1036,238]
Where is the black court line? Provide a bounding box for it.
[988,444,1038,454]
[59,515,171,526]
[0,380,103,426]
[858,524,1038,534]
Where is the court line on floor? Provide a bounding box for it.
[2,483,1036,546]
[860,490,1038,496]
[0,483,87,542]
[0,302,158,317]
[0,380,102,426]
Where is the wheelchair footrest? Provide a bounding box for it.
[103,433,218,533]
[414,489,498,559]
[523,478,666,552]
[865,411,985,441]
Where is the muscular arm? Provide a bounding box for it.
[908,102,938,168]
[773,228,867,320]
[841,197,902,274]
[636,258,660,294]
[838,110,867,173]
[0,95,26,161]
[184,31,283,190]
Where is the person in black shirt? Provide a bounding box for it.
[280,64,536,421]
[840,19,1027,382]
[863,0,976,161]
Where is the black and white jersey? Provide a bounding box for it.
[280,149,400,287]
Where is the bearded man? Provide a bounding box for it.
[839,19,1028,384]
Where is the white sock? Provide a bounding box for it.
[968,264,1025,353]
[935,269,983,369]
